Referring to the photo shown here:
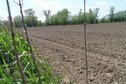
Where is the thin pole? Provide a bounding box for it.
[6,0,27,84]
[18,0,42,84]
[83,0,88,84]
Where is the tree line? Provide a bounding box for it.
[100,7,126,23]
[13,9,43,27]
[45,7,126,25]
[1,6,126,27]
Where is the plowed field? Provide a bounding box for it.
[26,23,126,84]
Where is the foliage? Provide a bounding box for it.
[25,16,38,27]
[0,20,9,27]
[13,15,42,27]
[45,8,70,25]
[13,15,22,27]
[99,7,126,23]
[0,27,64,83]
[99,16,107,23]
[86,9,96,24]
[24,8,42,27]
[44,8,100,25]
[94,8,100,23]
[68,9,84,24]
[11,7,126,27]
[114,10,126,22]
[109,6,115,22]
[86,8,100,24]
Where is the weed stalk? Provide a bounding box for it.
[18,0,42,83]
[6,0,27,84]
[83,0,88,84]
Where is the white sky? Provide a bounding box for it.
[0,0,126,22]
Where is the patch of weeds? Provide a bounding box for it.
[0,27,66,83]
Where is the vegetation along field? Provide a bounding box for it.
[25,23,126,84]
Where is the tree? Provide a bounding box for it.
[109,6,115,22]
[45,8,70,25]
[25,16,38,27]
[56,9,70,25]
[94,8,100,23]
[87,9,96,24]
[24,8,36,27]
[43,10,51,19]
[114,10,126,22]
[24,8,35,16]
[24,8,42,27]
[0,20,9,27]
[99,16,107,23]
[44,8,101,25]
[13,15,22,27]
[77,9,84,24]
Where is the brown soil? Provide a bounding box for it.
[25,23,126,84]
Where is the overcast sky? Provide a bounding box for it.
[0,0,126,21]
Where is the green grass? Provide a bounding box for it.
[0,26,72,84]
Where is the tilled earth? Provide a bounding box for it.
[25,23,126,84]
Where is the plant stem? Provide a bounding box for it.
[18,0,42,83]
[6,0,27,84]
[83,0,88,84]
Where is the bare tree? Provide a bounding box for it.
[24,8,35,16]
[42,10,51,19]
